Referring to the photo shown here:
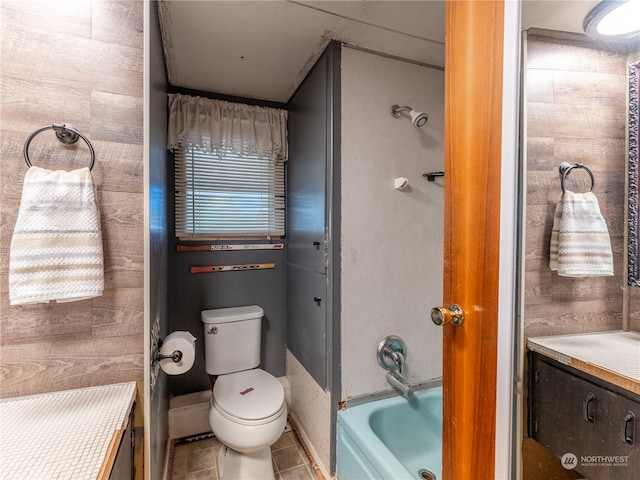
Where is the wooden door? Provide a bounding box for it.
[442,1,505,478]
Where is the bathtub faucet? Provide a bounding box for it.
[377,335,407,374]
[384,346,405,374]
[377,335,413,397]
[386,371,413,398]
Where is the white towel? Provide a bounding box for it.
[549,190,613,277]
[549,197,563,271]
[9,166,104,305]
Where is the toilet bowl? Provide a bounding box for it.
[209,369,287,479]
[202,306,287,480]
[209,368,287,453]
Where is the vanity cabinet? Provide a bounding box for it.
[529,352,640,479]
[109,407,135,480]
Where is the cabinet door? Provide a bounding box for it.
[530,353,640,480]
[532,355,605,456]
[602,391,640,475]
[287,264,327,388]
[109,410,134,479]
[287,54,328,274]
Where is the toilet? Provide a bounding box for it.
[201,305,287,480]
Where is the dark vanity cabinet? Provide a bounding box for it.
[529,352,640,479]
[109,407,134,480]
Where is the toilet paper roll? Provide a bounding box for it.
[159,331,196,375]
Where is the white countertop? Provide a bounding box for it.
[528,330,640,394]
[0,382,136,480]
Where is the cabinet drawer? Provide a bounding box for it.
[529,352,640,480]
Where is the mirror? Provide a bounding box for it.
[627,59,640,286]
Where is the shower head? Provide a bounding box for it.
[391,104,429,128]
[409,110,429,128]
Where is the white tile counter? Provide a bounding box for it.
[0,382,136,480]
[527,330,640,394]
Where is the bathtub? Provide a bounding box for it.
[337,384,442,480]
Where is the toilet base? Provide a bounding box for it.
[218,445,275,480]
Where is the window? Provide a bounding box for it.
[175,144,285,239]
[167,93,288,240]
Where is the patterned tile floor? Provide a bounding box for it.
[170,423,316,480]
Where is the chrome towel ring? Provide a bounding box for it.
[23,123,95,171]
[559,162,595,193]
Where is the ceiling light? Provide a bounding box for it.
[584,0,640,40]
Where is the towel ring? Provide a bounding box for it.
[559,162,594,193]
[23,123,95,171]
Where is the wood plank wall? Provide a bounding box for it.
[0,1,144,398]
[524,31,629,338]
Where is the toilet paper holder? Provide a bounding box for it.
[154,350,183,364]
[152,338,183,365]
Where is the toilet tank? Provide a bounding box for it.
[201,305,263,375]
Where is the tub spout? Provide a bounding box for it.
[386,371,413,398]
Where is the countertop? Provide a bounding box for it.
[0,382,136,480]
[527,330,640,395]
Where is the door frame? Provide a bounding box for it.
[494,0,522,478]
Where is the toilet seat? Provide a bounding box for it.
[213,369,285,425]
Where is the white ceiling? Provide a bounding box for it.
[158,0,600,103]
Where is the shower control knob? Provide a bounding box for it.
[431,304,464,326]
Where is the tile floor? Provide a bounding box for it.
[169,423,317,480]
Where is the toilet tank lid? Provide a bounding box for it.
[201,305,264,324]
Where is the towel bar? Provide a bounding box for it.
[23,123,96,171]
[559,162,594,193]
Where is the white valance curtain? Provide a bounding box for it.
[167,93,288,163]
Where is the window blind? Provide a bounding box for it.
[175,144,285,239]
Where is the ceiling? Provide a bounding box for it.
[158,0,601,103]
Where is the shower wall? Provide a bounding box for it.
[0,1,144,398]
[340,47,445,400]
